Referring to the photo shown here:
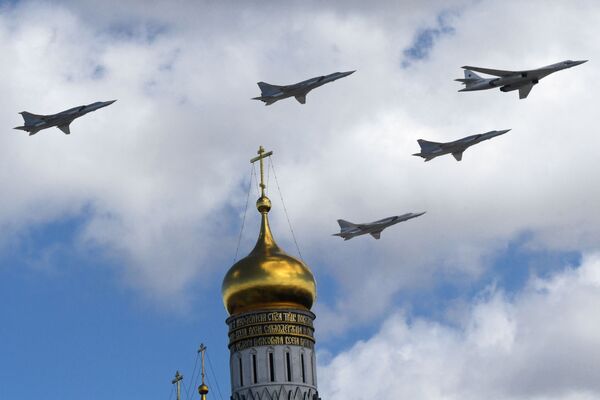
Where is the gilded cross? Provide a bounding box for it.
[250,146,273,197]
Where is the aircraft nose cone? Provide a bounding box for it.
[104,100,117,105]
[497,129,511,135]
[567,60,587,67]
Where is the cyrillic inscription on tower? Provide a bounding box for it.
[227,310,315,352]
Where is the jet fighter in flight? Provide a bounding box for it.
[14,100,117,136]
[413,129,511,162]
[455,60,587,99]
[333,212,426,240]
[252,71,355,105]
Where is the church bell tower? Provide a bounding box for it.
[222,147,320,400]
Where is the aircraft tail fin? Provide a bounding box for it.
[417,139,441,152]
[19,111,43,125]
[337,219,356,230]
[257,82,281,96]
[455,70,483,87]
[463,69,483,80]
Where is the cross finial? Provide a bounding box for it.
[172,371,184,400]
[250,146,273,198]
[198,343,207,385]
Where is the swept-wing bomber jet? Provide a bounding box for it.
[333,212,426,240]
[252,71,355,105]
[14,100,117,136]
[413,129,511,162]
[455,60,587,99]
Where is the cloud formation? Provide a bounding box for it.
[320,254,600,400]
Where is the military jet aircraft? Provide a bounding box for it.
[14,100,117,136]
[455,60,587,99]
[413,129,511,162]
[333,212,426,240]
[252,71,355,105]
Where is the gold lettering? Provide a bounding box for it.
[285,336,299,345]
[248,326,262,335]
[229,311,315,332]
[229,323,314,343]
[230,335,315,351]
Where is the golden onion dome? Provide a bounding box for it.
[222,194,316,316]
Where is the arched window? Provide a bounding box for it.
[285,350,292,382]
[251,351,258,384]
[311,352,316,385]
[238,356,244,387]
[300,352,306,383]
[268,348,275,382]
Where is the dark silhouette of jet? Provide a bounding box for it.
[14,100,116,136]
[333,213,426,240]
[413,129,511,162]
[252,71,355,105]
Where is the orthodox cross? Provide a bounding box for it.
[250,146,273,197]
[171,370,184,400]
[198,343,207,386]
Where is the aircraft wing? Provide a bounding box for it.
[58,124,71,135]
[462,65,557,78]
[295,95,306,104]
[452,151,463,161]
[370,230,382,240]
[462,66,520,77]
[519,83,535,99]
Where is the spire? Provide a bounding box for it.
[198,344,209,400]
[249,145,277,275]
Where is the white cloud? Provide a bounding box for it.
[319,253,600,400]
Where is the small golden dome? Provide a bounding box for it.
[222,195,316,315]
[198,384,209,395]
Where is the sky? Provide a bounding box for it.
[0,1,599,399]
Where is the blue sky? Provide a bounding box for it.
[0,216,230,400]
[1,1,600,400]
